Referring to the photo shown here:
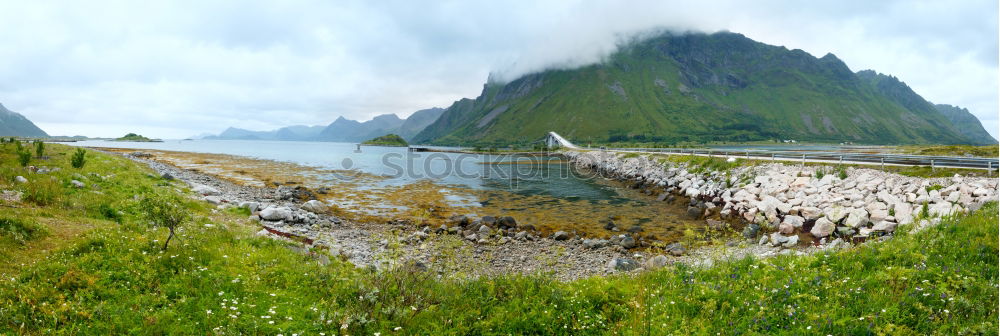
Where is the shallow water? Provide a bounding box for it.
[69,139,707,240]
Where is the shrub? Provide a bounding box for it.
[23,176,60,206]
[71,148,87,168]
[0,217,46,244]
[139,193,190,250]
[815,167,825,179]
[17,150,30,167]
[836,166,848,179]
[34,141,44,157]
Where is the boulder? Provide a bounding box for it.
[741,223,761,239]
[607,258,641,272]
[686,206,702,220]
[514,231,528,240]
[497,216,517,229]
[843,208,869,228]
[646,255,669,269]
[603,220,618,230]
[872,221,897,233]
[799,207,822,220]
[778,222,795,234]
[782,215,805,228]
[204,196,224,205]
[70,180,85,188]
[782,235,799,248]
[810,218,836,238]
[478,225,492,236]
[769,232,789,246]
[552,231,571,241]
[825,206,848,223]
[160,172,175,180]
[449,215,470,227]
[260,207,292,221]
[192,184,221,196]
[583,239,609,249]
[619,236,637,249]
[626,225,644,233]
[665,243,686,256]
[14,176,27,184]
[301,200,329,213]
[239,201,260,212]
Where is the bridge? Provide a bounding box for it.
[545,131,999,172]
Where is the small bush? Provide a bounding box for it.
[34,141,44,157]
[815,168,825,179]
[139,193,190,250]
[23,177,61,206]
[17,150,30,167]
[836,166,848,179]
[71,148,87,168]
[0,217,46,244]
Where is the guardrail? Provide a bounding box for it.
[607,147,999,172]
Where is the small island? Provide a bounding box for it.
[361,134,409,147]
[114,133,163,142]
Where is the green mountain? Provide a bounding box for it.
[0,103,48,137]
[932,104,997,145]
[396,108,444,140]
[413,31,985,146]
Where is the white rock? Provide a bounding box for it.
[799,207,822,220]
[70,180,85,188]
[810,218,836,238]
[239,201,260,212]
[192,184,221,196]
[260,207,293,221]
[872,221,897,232]
[204,196,224,205]
[843,208,869,228]
[14,176,27,184]
[301,200,329,213]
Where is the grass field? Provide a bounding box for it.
[0,142,996,334]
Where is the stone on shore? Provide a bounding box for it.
[553,231,570,241]
[301,200,329,213]
[260,207,293,221]
[192,184,221,196]
[607,258,641,272]
[810,218,836,238]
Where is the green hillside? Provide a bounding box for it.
[362,133,409,147]
[413,32,981,146]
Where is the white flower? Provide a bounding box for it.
[206,310,212,315]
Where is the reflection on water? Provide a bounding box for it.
[73,140,706,240]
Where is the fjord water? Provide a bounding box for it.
[68,139,629,202]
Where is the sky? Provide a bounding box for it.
[0,0,996,139]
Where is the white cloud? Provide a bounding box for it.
[0,0,995,139]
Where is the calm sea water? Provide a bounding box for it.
[67,139,629,203]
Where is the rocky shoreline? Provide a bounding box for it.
[565,150,998,249]
[110,148,997,280]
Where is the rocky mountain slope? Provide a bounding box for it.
[0,103,48,137]
[932,104,997,145]
[413,31,989,146]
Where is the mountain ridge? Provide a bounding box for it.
[412,31,991,146]
[0,103,49,137]
[202,109,443,142]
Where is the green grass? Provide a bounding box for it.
[898,145,999,158]
[0,143,997,334]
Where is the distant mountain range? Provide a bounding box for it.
[200,108,444,142]
[0,103,48,137]
[412,31,997,146]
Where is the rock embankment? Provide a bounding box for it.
[566,151,998,247]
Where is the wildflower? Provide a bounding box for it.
[206,310,212,315]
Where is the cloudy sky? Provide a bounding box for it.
[0,0,996,139]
